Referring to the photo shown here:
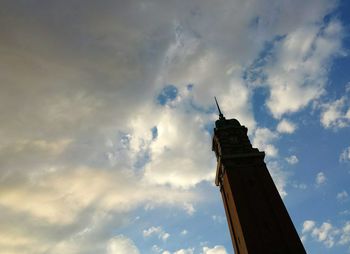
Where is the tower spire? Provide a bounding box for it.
[214,97,225,120]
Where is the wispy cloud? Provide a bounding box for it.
[340,147,350,163]
[143,226,170,241]
[285,155,299,165]
[252,128,279,157]
[302,220,350,248]
[337,191,349,202]
[320,84,350,129]
[202,245,228,254]
[315,171,327,186]
[107,235,140,254]
[277,119,297,134]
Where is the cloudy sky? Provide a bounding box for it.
[1,0,350,253]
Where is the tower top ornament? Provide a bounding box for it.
[214,97,225,120]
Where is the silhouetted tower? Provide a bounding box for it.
[212,98,306,254]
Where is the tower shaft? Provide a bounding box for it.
[212,117,306,254]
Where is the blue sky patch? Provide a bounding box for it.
[157,85,178,105]
[151,126,158,140]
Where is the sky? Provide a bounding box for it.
[0,0,350,253]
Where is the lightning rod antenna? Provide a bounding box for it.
[214,97,225,120]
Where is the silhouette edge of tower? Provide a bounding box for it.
[212,98,306,254]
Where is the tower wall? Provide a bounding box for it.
[213,119,306,254]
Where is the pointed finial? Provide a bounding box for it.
[214,97,225,120]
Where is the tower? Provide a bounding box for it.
[212,98,306,254]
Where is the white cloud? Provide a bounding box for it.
[152,245,164,253]
[173,248,194,254]
[339,222,350,245]
[143,226,170,241]
[301,235,307,243]
[180,230,188,236]
[212,215,225,224]
[277,119,297,133]
[302,220,316,233]
[107,235,139,254]
[337,191,349,202]
[264,19,343,118]
[311,222,337,248]
[292,182,307,189]
[183,203,196,215]
[320,87,350,129]
[0,165,195,254]
[315,172,327,185]
[143,227,162,237]
[252,128,279,157]
[134,103,216,188]
[285,155,299,165]
[339,210,350,216]
[162,233,171,241]
[302,220,350,248]
[266,161,288,198]
[202,245,227,254]
[218,80,256,131]
[340,147,350,163]
[0,167,196,225]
